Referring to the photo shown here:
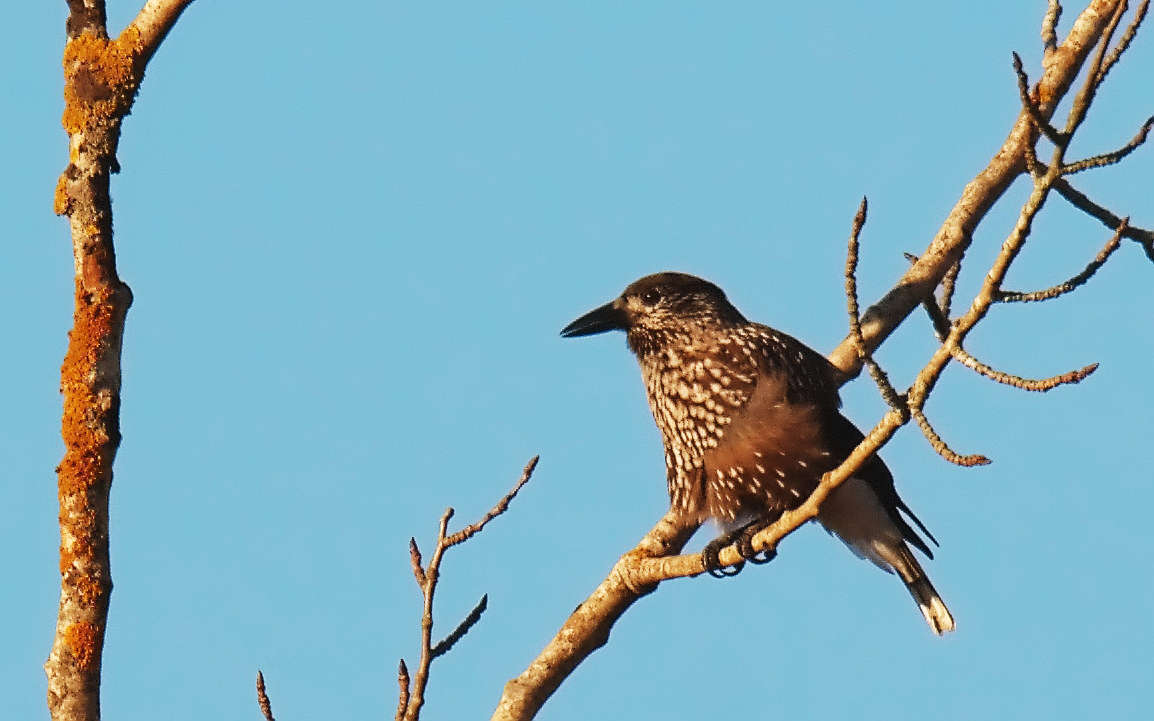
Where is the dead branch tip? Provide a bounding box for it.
[396,659,411,721]
[997,218,1127,302]
[431,594,489,660]
[409,538,427,588]
[1062,117,1154,175]
[445,455,540,547]
[256,670,275,721]
[911,405,991,467]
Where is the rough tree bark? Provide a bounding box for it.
[48,2,194,720]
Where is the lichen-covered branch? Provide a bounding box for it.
[48,2,195,720]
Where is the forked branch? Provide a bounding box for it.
[997,218,1128,302]
[396,457,539,721]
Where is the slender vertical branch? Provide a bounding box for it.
[48,2,195,720]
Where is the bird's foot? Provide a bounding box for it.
[701,520,778,577]
[736,522,776,565]
[701,533,745,578]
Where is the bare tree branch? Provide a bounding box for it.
[1062,116,1154,174]
[1053,180,1154,261]
[400,458,538,721]
[431,595,488,660]
[48,2,195,719]
[1013,51,1067,147]
[998,218,1127,302]
[1043,0,1064,57]
[909,404,991,467]
[950,347,1099,392]
[824,0,1125,378]
[395,660,411,721]
[1098,0,1149,82]
[123,0,195,69]
[493,5,1144,719]
[845,198,906,413]
[445,456,539,548]
[939,259,962,320]
[1060,0,1128,139]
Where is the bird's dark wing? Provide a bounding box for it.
[745,323,842,410]
[824,411,938,558]
[701,371,830,522]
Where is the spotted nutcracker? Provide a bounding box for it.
[561,272,955,635]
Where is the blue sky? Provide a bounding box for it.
[4,2,1153,720]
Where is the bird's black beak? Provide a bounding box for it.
[560,300,629,338]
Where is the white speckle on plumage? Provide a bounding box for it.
[776,469,786,478]
[756,464,766,474]
[797,460,808,469]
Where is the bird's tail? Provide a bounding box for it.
[893,546,955,635]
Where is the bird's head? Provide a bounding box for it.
[561,272,745,354]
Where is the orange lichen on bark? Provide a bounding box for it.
[58,283,120,500]
[64,623,99,671]
[54,175,71,215]
[60,27,142,134]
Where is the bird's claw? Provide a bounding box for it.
[701,537,745,578]
[701,521,778,577]
[737,524,776,565]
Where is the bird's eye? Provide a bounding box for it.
[640,289,663,306]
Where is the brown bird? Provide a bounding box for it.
[561,272,955,635]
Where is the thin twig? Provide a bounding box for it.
[1061,0,1128,138]
[409,538,427,588]
[997,218,1127,301]
[395,660,411,721]
[950,347,1098,391]
[845,198,906,412]
[404,458,538,721]
[1013,51,1067,147]
[1062,116,1154,174]
[256,671,275,721]
[910,405,991,466]
[445,456,539,547]
[431,595,488,660]
[939,259,962,319]
[903,252,954,340]
[1043,0,1063,56]
[1053,179,1154,262]
[1098,0,1149,83]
